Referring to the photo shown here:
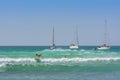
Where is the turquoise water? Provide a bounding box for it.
[0,46,120,80]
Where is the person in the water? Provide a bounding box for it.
[35,54,41,62]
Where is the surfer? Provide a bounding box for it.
[35,54,41,62]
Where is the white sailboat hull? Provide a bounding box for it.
[69,45,78,49]
[50,46,56,49]
[97,46,110,50]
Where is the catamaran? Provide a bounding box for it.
[97,20,110,50]
[69,27,79,49]
[50,27,56,49]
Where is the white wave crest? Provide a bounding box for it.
[42,49,73,52]
[0,57,120,64]
[42,57,120,62]
[0,57,120,67]
[0,58,35,62]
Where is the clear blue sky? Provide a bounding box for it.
[0,0,120,46]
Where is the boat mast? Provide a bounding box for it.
[104,19,108,45]
[52,26,55,46]
[76,27,79,46]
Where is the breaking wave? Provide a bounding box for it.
[0,57,120,65]
[0,57,120,72]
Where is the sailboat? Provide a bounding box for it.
[50,27,56,49]
[69,27,79,49]
[97,20,110,50]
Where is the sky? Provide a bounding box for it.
[0,0,120,46]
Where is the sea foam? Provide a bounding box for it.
[0,57,120,63]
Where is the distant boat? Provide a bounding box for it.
[69,44,79,49]
[97,44,110,50]
[69,27,79,49]
[97,20,110,50]
[50,26,56,49]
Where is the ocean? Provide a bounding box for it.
[0,46,120,80]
